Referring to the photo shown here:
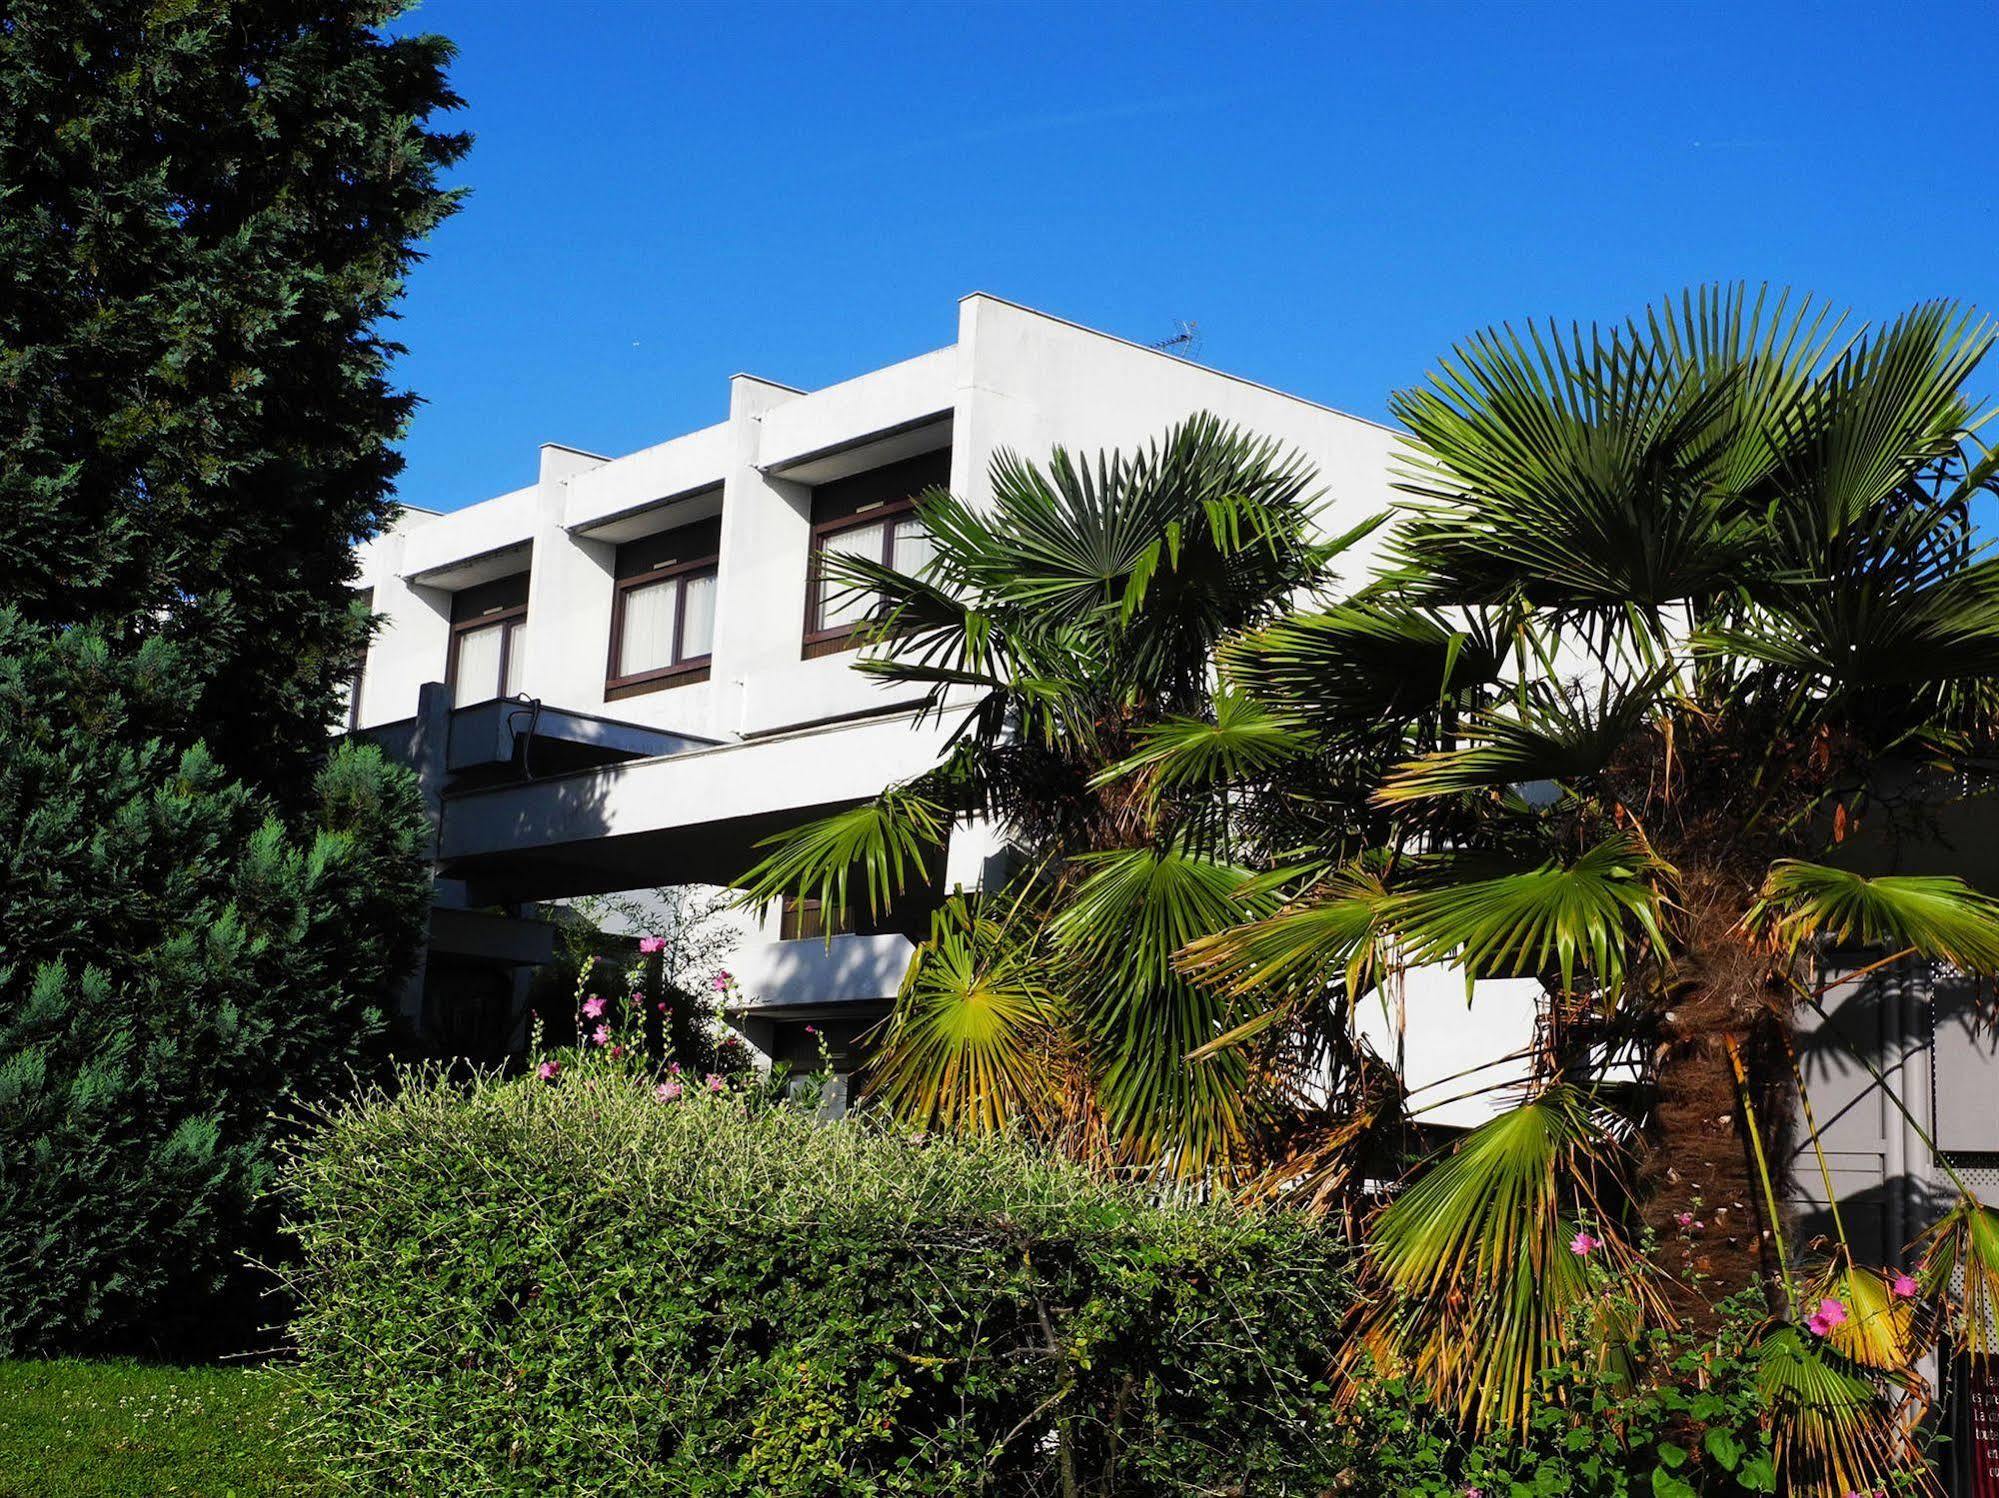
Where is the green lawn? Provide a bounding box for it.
[0,1358,322,1497]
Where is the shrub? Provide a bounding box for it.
[280,1063,1353,1495]
[0,616,430,1354]
[1334,1305,1785,1496]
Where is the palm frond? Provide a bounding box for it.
[865,894,1061,1134]
[1386,284,1837,614]
[1915,1194,1999,1356]
[1806,1259,1916,1371]
[1219,601,1508,731]
[1386,834,1671,997]
[1755,1325,1931,1498]
[734,785,951,925]
[1049,843,1280,1175]
[1341,1088,1661,1431]
[1747,861,1999,973]
[1090,688,1312,798]
[1376,669,1671,803]
[1176,867,1392,1004]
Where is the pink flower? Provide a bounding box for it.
[582,996,606,1019]
[656,1001,668,1012]
[638,935,666,954]
[608,1044,626,1059]
[1675,1212,1694,1228]
[1807,1297,1848,1337]
[669,1061,681,1075]
[656,1081,681,1102]
[1568,1231,1600,1257]
[712,971,733,993]
[1891,1272,1919,1299]
[803,1024,817,1035]
[706,1073,725,1093]
[591,1023,611,1046]
[536,1060,561,1082]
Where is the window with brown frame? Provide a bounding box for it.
[447,572,530,708]
[606,518,720,699]
[778,895,856,942]
[803,448,949,658]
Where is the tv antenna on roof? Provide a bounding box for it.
[1149,320,1201,358]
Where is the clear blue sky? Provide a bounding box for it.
[385,0,1999,514]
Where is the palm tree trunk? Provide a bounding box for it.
[1636,882,1793,1331]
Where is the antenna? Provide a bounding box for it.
[1148,320,1201,359]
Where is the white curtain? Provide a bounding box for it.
[452,623,503,707]
[891,517,935,578]
[618,579,677,676]
[680,571,717,659]
[504,620,527,696]
[818,520,885,630]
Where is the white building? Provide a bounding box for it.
[346,294,1544,1112]
[346,294,1998,1239]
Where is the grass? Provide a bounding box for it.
[0,1357,322,1497]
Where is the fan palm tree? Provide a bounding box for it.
[1170,286,1999,1484]
[737,412,1375,1176]
[743,291,1999,1489]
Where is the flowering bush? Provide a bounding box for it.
[279,1066,1352,1495]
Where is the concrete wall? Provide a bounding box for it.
[352,294,1532,1096]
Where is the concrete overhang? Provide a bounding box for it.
[567,482,723,545]
[443,698,717,775]
[762,411,953,486]
[402,539,533,591]
[563,422,732,541]
[435,711,949,903]
[352,699,717,785]
[397,483,539,583]
[732,932,913,1009]
[756,345,956,482]
[428,905,558,968]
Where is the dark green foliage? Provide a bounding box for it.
[0,0,466,799]
[281,1067,1353,1495]
[0,615,431,1354]
[1332,1300,1818,1496]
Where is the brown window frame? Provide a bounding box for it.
[778,895,857,942]
[606,551,719,698]
[446,601,529,708]
[803,497,927,656]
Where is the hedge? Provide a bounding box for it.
[279,1064,1353,1495]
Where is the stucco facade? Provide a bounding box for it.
[346,296,1997,1200]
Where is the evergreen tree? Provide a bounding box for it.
[0,615,431,1352]
[0,0,467,798]
[0,2,461,1351]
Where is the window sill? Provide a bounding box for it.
[606,663,711,701]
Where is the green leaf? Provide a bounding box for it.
[1386,834,1670,996]
[1748,860,1999,973]
[1649,1465,1696,1498]
[868,894,1061,1134]
[1702,1426,1742,1471]
[734,785,951,926]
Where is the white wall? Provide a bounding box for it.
[353,296,1531,1092]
